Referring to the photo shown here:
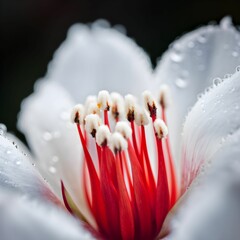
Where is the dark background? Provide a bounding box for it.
[1,0,240,139]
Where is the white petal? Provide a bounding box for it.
[181,70,240,191]
[168,129,240,240]
[46,20,152,101]
[154,17,240,161]
[18,81,93,224]
[0,189,94,240]
[0,133,58,203]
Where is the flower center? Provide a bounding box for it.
[61,89,179,240]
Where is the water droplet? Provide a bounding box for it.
[198,34,207,43]
[43,132,52,141]
[224,74,232,79]
[16,161,21,166]
[213,77,222,86]
[0,124,7,136]
[53,131,61,138]
[49,166,56,174]
[32,163,36,167]
[6,150,11,154]
[187,41,195,48]
[232,51,239,57]
[220,16,232,30]
[175,78,188,88]
[52,156,59,163]
[234,103,239,110]
[170,50,183,62]
[230,87,235,93]
[236,66,240,72]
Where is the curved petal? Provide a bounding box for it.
[0,189,94,240]
[0,132,58,204]
[168,129,240,240]
[154,17,240,161]
[181,70,240,191]
[18,81,93,224]
[46,20,152,101]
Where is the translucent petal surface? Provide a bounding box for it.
[18,81,93,223]
[154,17,240,162]
[0,189,94,240]
[46,20,152,101]
[168,129,240,240]
[181,70,240,191]
[0,131,60,202]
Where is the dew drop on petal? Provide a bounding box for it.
[213,77,222,86]
[232,51,239,57]
[0,124,7,136]
[52,156,59,163]
[187,41,195,48]
[49,166,57,174]
[15,161,21,166]
[236,65,240,72]
[197,34,207,43]
[170,50,183,62]
[175,77,188,89]
[43,132,53,141]
[6,149,11,155]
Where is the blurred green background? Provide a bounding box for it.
[1,0,240,140]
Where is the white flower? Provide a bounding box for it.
[0,17,240,240]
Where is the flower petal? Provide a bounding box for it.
[154,17,240,160]
[181,70,240,191]
[46,20,152,101]
[0,189,94,240]
[18,81,93,224]
[0,132,58,203]
[168,129,240,240]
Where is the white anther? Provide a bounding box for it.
[142,90,157,112]
[125,94,137,121]
[97,90,112,110]
[111,92,124,120]
[109,132,128,153]
[85,95,97,109]
[135,108,149,126]
[115,121,132,139]
[71,104,85,124]
[87,102,100,115]
[96,125,111,146]
[154,119,168,139]
[85,114,102,137]
[159,85,171,108]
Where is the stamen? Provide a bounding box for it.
[87,102,100,115]
[65,89,179,240]
[143,91,157,119]
[85,95,97,109]
[159,85,170,110]
[111,92,124,121]
[109,132,128,154]
[115,121,132,140]
[154,119,168,139]
[71,104,85,124]
[135,107,149,126]
[125,94,137,121]
[85,114,102,138]
[96,125,111,147]
[97,90,112,111]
